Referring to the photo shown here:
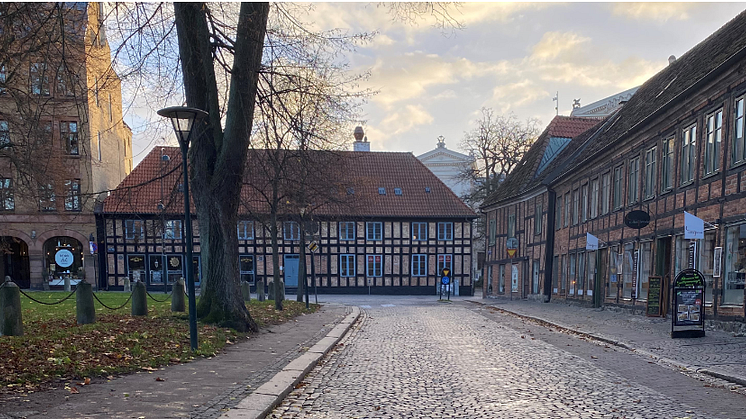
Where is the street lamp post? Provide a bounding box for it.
[157,106,208,351]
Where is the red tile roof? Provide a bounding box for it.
[103,147,477,219]
[546,116,601,139]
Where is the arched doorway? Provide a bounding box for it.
[43,236,83,287]
[0,236,31,288]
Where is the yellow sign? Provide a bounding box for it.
[507,249,516,257]
[307,241,319,253]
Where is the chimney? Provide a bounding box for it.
[353,126,370,152]
[668,55,676,65]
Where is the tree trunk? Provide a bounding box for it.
[173,2,269,332]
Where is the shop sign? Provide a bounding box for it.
[688,240,697,270]
[624,210,650,229]
[586,233,599,251]
[646,276,663,317]
[55,249,74,268]
[684,211,704,239]
[671,268,706,338]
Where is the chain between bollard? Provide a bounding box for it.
[146,289,172,303]
[92,290,134,311]
[18,286,77,306]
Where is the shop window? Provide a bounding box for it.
[577,251,585,294]
[622,243,635,299]
[700,232,716,304]
[608,246,620,298]
[44,236,83,283]
[569,253,576,295]
[638,242,651,300]
[240,255,254,284]
[532,260,540,294]
[498,264,505,294]
[586,251,596,296]
[561,254,567,294]
[724,225,746,306]
[552,255,559,293]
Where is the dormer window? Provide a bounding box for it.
[347,187,354,195]
[425,187,431,193]
[394,188,402,195]
[378,187,386,195]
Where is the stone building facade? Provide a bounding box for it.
[0,3,132,288]
[483,11,746,323]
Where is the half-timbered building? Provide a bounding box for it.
[99,146,477,295]
[483,11,746,324]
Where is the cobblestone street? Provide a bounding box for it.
[271,298,746,418]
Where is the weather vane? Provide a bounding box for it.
[573,98,581,109]
[552,91,558,116]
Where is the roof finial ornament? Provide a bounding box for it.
[572,98,581,109]
[437,135,446,148]
[552,91,559,116]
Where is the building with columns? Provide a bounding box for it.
[417,136,475,200]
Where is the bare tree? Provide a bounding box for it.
[459,108,540,206]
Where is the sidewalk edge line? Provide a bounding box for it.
[220,306,361,419]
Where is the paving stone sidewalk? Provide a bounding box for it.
[469,296,746,387]
[0,303,349,419]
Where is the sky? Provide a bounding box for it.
[128,2,746,166]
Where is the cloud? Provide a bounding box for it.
[611,3,697,22]
[491,80,549,113]
[379,105,434,136]
[530,31,591,62]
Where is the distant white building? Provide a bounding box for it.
[417,136,475,200]
[570,86,639,119]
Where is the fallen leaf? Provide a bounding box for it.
[69,386,79,394]
[155,377,165,382]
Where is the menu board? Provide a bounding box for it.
[674,289,703,326]
[646,276,662,317]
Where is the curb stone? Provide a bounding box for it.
[467,299,746,389]
[219,306,361,419]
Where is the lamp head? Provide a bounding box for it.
[157,106,208,148]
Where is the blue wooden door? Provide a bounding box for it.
[284,254,299,287]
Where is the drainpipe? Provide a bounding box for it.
[544,188,557,303]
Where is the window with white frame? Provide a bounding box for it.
[489,219,496,245]
[572,189,579,225]
[613,166,623,209]
[734,97,745,165]
[125,219,144,240]
[339,221,355,240]
[366,222,382,241]
[628,156,639,204]
[555,196,562,229]
[438,254,452,275]
[0,178,13,211]
[681,124,696,184]
[412,222,428,241]
[704,109,722,175]
[237,221,254,239]
[508,213,516,238]
[662,137,674,191]
[581,184,588,222]
[164,220,182,239]
[340,254,355,277]
[411,254,427,276]
[366,255,382,277]
[644,146,656,199]
[64,179,80,211]
[535,201,543,234]
[283,221,300,240]
[564,193,570,227]
[438,222,453,241]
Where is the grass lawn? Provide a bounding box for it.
[0,291,317,395]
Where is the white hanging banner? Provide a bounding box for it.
[586,232,599,251]
[684,211,704,239]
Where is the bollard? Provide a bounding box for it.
[0,279,23,336]
[241,281,251,302]
[75,280,96,325]
[257,280,265,302]
[268,280,284,301]
[171,278,185,312]
[268,280,274,300]
[63,276,71,292]
[123,277,131,293]
[131,281,148,316]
